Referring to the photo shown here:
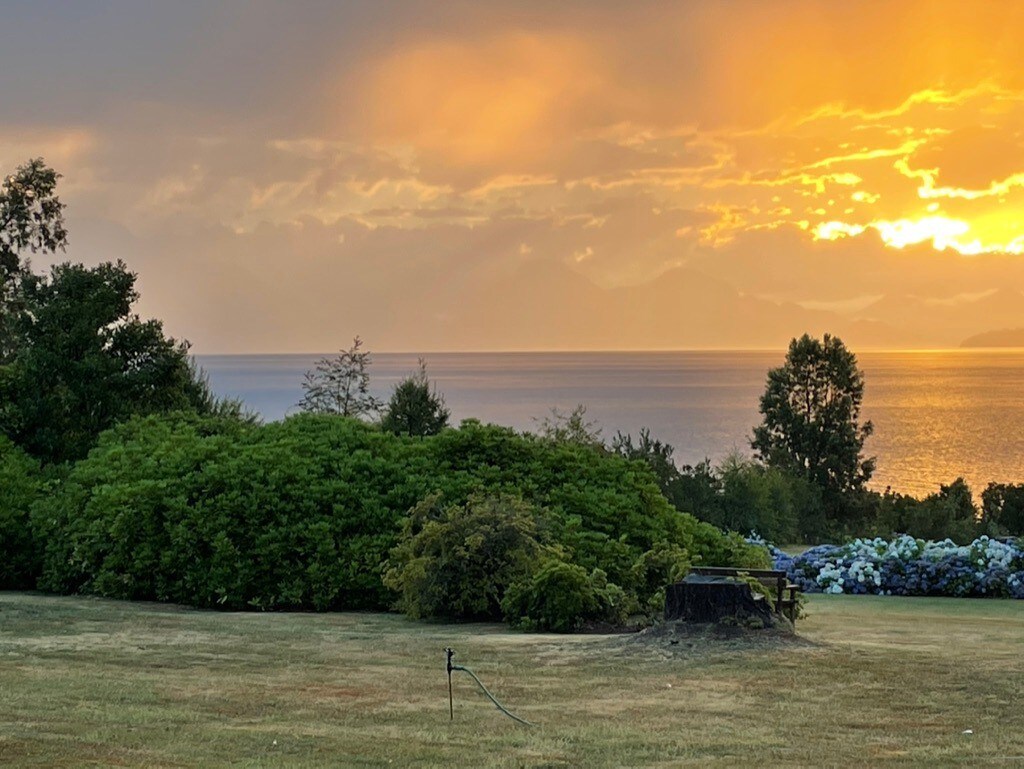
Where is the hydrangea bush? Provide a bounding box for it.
[755,534,1024,599]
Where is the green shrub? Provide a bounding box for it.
[33,413,253,600]
[629,542,692,616]
[422,421,755,590]
[0,437,43,588]
[502,561,627,632]
[982,482,1024,537]
[383,493,548,620]
[874,479,979,544]
[380,360,449,437]
[689,528,772,571]
[34,413,430,609]
[36,413,765,623]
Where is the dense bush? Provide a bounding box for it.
[981,482,1024,537]
[386,487,634,632]
[769,535,1024,598]
[422,420,766,592]
[873,479,979,544]
[383,493,548,620]
[33,414,765,623]
[384,494,711,631]
[502,561,626,632]
[33,413,428,609]
[614,433,819,543]
[628,541,692,614]
[709,454,803,544]
[0,437,44,588]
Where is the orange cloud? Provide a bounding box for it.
[17,2,1024,352]
[352,32,610,167]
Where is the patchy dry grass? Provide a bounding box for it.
[1,592,1022,767]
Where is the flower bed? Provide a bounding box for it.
[758,535,1024,599]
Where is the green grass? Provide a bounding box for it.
[1,593,1022,767]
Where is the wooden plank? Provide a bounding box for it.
[691,567,787,579]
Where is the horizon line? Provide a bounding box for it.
[191,345,1024,357]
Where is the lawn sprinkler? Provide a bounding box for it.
[444,647,535,727]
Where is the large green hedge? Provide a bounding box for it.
[32,413,765,617]
[0,436,44,588]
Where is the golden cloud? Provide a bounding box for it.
[353,32,612,167]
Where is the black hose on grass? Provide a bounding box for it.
[445,647,536,727]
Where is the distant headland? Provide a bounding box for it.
[961,328,1024,348]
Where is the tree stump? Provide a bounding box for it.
[664,574,777,626]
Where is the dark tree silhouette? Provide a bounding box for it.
[752,333,874,496]
[298,336,382,417]
[1,159,68,361]
[1,261,218,463]
[380,359,449,437]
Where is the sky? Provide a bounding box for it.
[4,0,1024,352]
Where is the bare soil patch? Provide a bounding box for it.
[611,619,818,659]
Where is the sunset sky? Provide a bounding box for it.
[5,1,1024,352]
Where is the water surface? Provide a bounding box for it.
[197,350,1024,497]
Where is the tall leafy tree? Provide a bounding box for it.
[380,359,450,437]
[752,333,874,498]
[0,260,215,464]
[1,159,68,361]
[298,336,383,417]
[980,482,1024,537]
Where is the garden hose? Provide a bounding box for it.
[445,648,536,727]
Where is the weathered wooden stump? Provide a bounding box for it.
[664,574,777,627]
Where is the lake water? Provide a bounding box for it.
[196,350,1024,497]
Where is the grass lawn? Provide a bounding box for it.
[1,592,1022,768]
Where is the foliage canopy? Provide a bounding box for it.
[0,261,221,464]
[380,359,449,437]
[752,333,875,498]
[33,414,765,622]
[0,437,44,588]
[1,159,68,362]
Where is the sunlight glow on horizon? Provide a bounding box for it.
[7,1,1024,352]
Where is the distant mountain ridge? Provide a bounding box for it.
[961,328,1024,348]
[855,289,1024,344]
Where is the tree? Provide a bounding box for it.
[981,482,1024,537]
[380,358,449,437]
[876,479,978,543]
[1,159,68,361]
[614,429,805,543]
[714,452,800,543]
[0,436,43,588]
[534,403,603,448]
[611,428,680,493]
[674,459,723,522]
[0,260,216,464]
[297,336,382,417]
[752,333,874,499]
